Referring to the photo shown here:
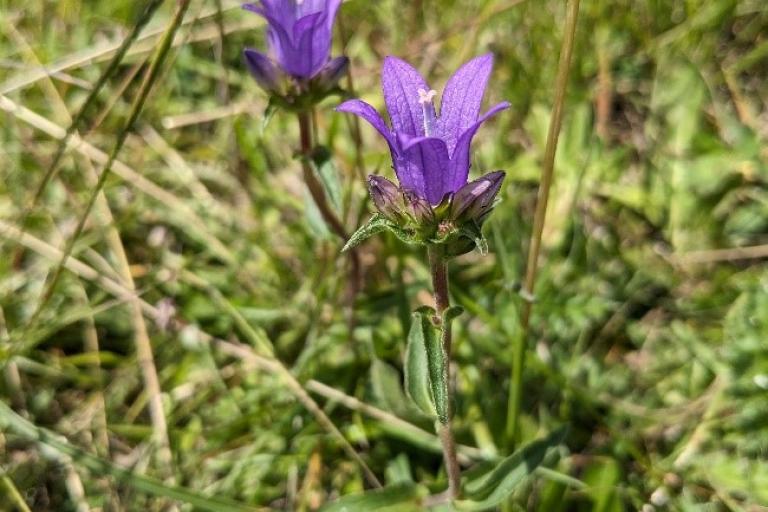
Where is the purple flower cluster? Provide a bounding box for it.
[337,55,508,245]
[243,0,348,98]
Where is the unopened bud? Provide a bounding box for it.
[368,175,403,221]
[405,191,435,226]
[450,171,505,224]
[244,49,282,94]
[315,57,349,91]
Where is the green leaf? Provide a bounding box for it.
[404,311,437,418]
[261,99,278,132]
[424,314,449,425]
[370,358,426,420]
[304,186,332,239]
[443,306,465,324]
[456,427,568,511]
[403,309,450,424]
[534,467,586,490]
[311,146,343,213]
[343,214,392,252]
[320,483,424,512]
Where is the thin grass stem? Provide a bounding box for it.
[505,0,581,448]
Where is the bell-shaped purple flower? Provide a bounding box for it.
[337,54,510,206]
[243,0,346,92]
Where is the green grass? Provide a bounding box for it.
[1,0,767,510]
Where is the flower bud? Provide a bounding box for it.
[243,49,283,95]
[405,191,435,226]
[314,57,349,92]
[450,171,505,224]
[368,175,404,221]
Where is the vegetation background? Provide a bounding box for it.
[1,0,767,510]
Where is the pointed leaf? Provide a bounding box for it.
[404,311,437,418]
[343,214,392,252]
[443,306,465,324]
[370,358,426,420]
[424,314,449,425]
[311,146,343,213]
[457,427,568,511]
[261,99,279,132]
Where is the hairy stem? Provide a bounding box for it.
[506,0,581,448]
[297,111,349,240]
[296,110,362,329]
[428,245,461,499]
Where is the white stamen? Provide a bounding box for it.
[418,88,437,104]
[417,88,438,136]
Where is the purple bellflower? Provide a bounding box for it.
[243,1,348,108]
[338,54,509,255]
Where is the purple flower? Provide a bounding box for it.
[243,0,346,87]
[337,54,510,206]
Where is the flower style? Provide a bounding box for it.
[338,54,509,254]
[243,1,348,104]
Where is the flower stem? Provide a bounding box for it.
[505,0,581,449]
[428,245,461,499]
[297,111,349,241]
[297,111,362,330]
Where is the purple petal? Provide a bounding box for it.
[316,56,349,86]
[447,101,510,191]
[243,49,281,91]
[401,135,451,205]
[244,2,290,32]
[336,99,397,151]
[296,0,327,16]
[438,53,494,154]
[290,12,330,77]
[322,0,343,32]
[244,4,294,67]
[382,56,431,137]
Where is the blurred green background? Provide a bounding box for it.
[1,0,767,510]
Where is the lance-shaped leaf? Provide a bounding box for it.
[370,358,427,421]
[404,308,449,424]
[342,214,392,252]
[425,317,449,425]
[404,309,437,418]
[310,146,343,213]
[456,427,568,511]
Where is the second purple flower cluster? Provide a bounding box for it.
[243,0,509,254]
